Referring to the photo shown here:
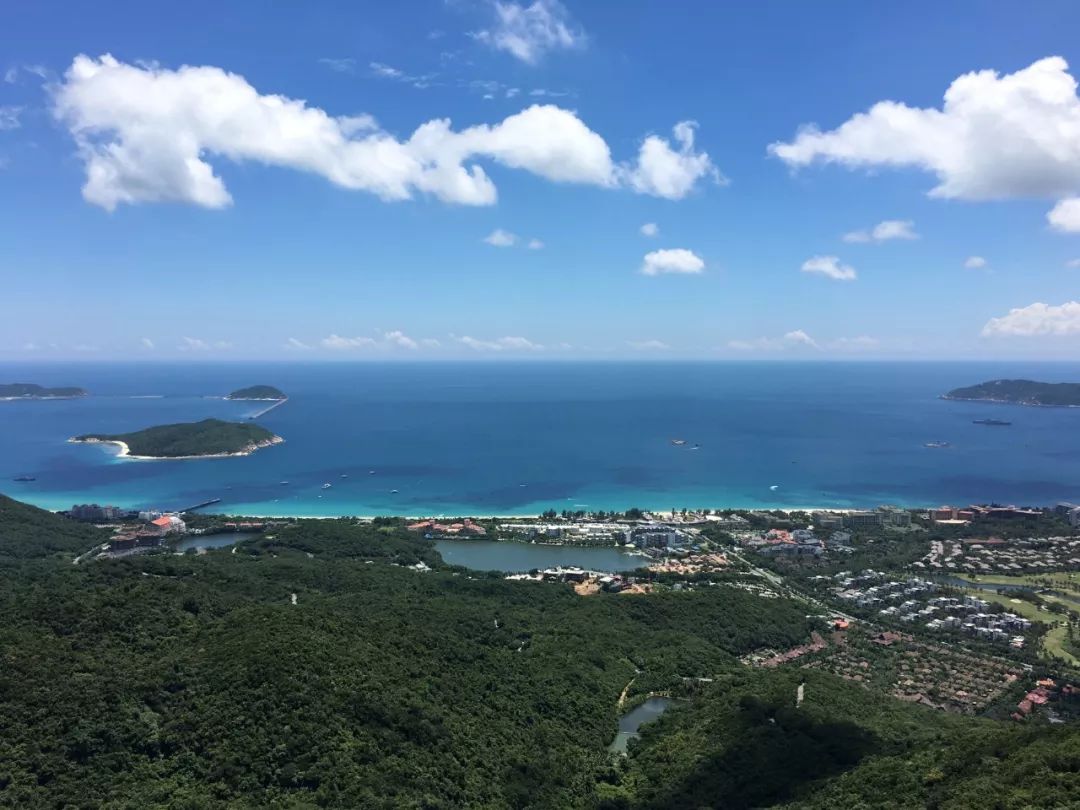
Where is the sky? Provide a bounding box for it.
[4,0,1080,360]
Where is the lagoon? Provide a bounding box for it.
[609,697,673,754]
[436,539,644,573]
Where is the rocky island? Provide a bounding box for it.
[0,383,88,399]
[71,418,283,459]
[226,385,287,401]
[943,379,1080,407]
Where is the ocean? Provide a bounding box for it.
[2,361,1080,516]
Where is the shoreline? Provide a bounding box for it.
[68,435,284,461]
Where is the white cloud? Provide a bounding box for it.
[321,334,378,350]
[140,337,154,349]
[641,248,705,276]
[1048,197,1080,233]
[727,330,820,352]
[1066,258,1080,268]
[801,255,857,281]
[625,121,722,200]
[770,57,1080,225]
[3,67,16,84]
[284,337,312,350]
[640,222,659,237]
[370,62,403,79]
[964,255,987,269]
[21,342,38,351]
[52,55,714,210]
[420,338,441,348]
[319,58,356,74]
[982,301,1080,337]
[0,106,22,131]
[384,330,419,350]
[527,238,544,249]
[457,335,543,351]
[178,336,231,351]
[842,219,918,243]
[484,228,518,247]
[472,0,586,65]
[627,339,669,351]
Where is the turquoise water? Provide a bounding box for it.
[2,361,1080,516]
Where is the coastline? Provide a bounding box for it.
[68,435,284,461]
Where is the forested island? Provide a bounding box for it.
[0,383,88,399]
[944,379,1080,407]
[226,385,287,401]
[0,493,1077,808]
[70,418,283,459]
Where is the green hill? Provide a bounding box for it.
[0,493,105,560]
[73,418,282,458]
[0,383,87,398]
[944,379,1080,407]
[226,385,287,400]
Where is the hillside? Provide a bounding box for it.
[0,497,1077,808]
[0,493,104,561]
[0,383,87,399]
[72,418,283,458]
[226,385,287,400]
[944,379,1080,407]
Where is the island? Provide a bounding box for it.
[70,418,283,459]
[943,379,1080,407]
[226,385,287,401]
[0,383,88,399]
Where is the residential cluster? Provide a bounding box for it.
[916,536,1080,573]
[812,505,913,531]
[107,513,187,553]
[492,520,697,552]
[819,570,1033,647]
[406,518,487,538]
[926,504,1042,526]
[1012,677,1079,721]
[505,567,652,595]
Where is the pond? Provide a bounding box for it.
[609,697,672,754]
[436,539,646,573]
[935,575,1036,593]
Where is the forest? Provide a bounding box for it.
[0,494,1077,808]
[72,418,280,458]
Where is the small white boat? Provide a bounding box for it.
[390,489,399,494]
[322,483,332,489]
[770,485,779,491]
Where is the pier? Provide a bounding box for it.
[248,397,288,420]
[180,497,222,513]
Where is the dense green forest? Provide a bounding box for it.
[0,495,1078,808]
[73,418,281,457]
[944,378,1080,407]
[226,385,287,400]
[0,383,87,398]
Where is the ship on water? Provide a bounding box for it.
[973,418,1012,426]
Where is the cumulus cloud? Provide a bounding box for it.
[284,337,312,350]
[625,121,722,200]
[457,335,543,352]
[52,55,716,210]
[1048,197,1080,232]
[829,335,879,351]
[1066,258,1080,268]
[641,248,705,276]
[384,330,419,350]
[527,238,544,249]
[842,219,918,243]
[140,337,154,349]
[801,255,856,281]
[179,336,231,351]
[627,339,669,351]
[640,222,659,237]
[964,255,988,269]
[982,301,1080,337]
[484,228,518,247]
[472,0,586,65]
[0,106,22,130]
[728,330,820,352]
[321,334,378,350]
[770,56,1080,224]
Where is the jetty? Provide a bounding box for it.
[180,497,222,513]
[248,397,288,420]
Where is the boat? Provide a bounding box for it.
[279,481,289,485]
[340,473,348,478]
[12,475,35,482]
[322,483,332,489]
[973,419,1012,426]
[924,441,951,449]
[369,470,375,475]
[670,439,687,446]
[390,489,399,494]
[769,484,779,491]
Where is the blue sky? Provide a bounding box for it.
[3,0,1080,360]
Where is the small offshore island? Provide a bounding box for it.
[0,383,88,399]
[225,384,287,401]
[71,418,283,459]
[944,379,1080,407]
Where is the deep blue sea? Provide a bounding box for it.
[2,361,1080,516]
